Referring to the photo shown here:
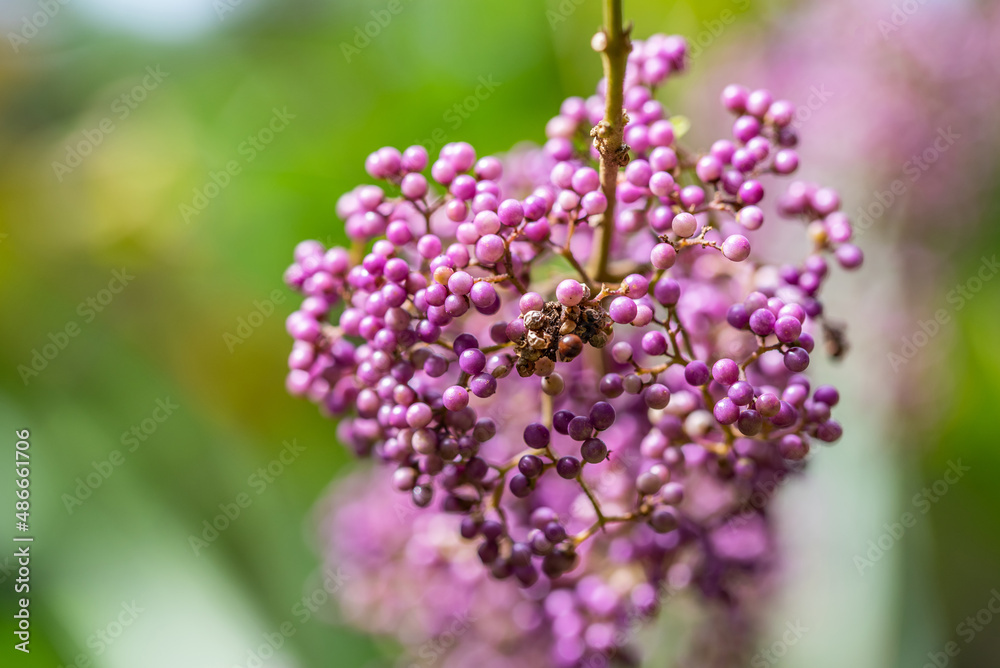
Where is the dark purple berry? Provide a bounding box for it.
[589,401,616,431]
[523,422,551,449]
[510,474,532,498]
[518,454,544,478]
[553,410,574,435]
[544,521,567,543]
[556,456,581,479]
[581,438,608,463]
[478,540,499,564]
[460,517,481,539]
[412,485,433,507]
[480,520,503,541]
[568,416,594,441]
[649,507,678,533]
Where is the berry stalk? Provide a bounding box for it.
[587,0,631,283]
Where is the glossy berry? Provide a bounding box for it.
[556,456,581,479]
[581,438,608,463]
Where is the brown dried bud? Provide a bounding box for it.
[533,357,556,377]
[516,358,535,378]
[524,311,546,331]
[528,331,549,350]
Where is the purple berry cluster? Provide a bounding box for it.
[286,29,861,668]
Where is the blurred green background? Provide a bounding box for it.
[0,0,998,666]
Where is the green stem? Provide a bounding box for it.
[577,471,606,525]
[586,0,631,283]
